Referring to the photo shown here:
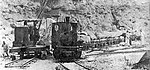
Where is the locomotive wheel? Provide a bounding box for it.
[19,52,24,60]
[40,51,47,60]
[35,51,39,57]
[75,51,82,59]
[10,55,16,61]
[53,48,61,59]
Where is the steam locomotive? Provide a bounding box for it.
[52,17,82,59]
[9,17,141,60]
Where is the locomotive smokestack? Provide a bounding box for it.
[24,21,27,25]
[65,17,70,23]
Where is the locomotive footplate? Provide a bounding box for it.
[10,45,47,53]
[9,45,48,59]
[54,49,82,59]
[56,45,81,49]
[62,51,74,57]
[53,46,82,59]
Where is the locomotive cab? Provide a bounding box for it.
[13,19,41,47]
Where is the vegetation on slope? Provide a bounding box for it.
[0,0,149,46]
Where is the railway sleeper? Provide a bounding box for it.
[74,61,98,70]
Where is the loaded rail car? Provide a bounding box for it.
[52,17,82,59]
[85,35,126,50]
[10,19,49,60]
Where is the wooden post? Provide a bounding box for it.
[46,18,47,32]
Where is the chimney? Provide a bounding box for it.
[65,17,70,23]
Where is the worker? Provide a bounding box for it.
[28,25,34,41]
[33,21,40,46]
[125,30,131,46]
[34,27,40,45]
[140,29,145,45]
[121,33,126,42]
[2,41,9,57]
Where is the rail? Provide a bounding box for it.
[5,57,37,68]
[74,61,98,70]
[58,61,98,70]
[59,63,70,70]
[21,57,37,68]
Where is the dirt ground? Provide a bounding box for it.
[0,45,149,70]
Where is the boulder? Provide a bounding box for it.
[132,50,150,69]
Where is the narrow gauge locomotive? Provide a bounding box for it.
[52,17,82,59]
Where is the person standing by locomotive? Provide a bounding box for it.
[125,30,131,46]
[33,21,40,46]
[140,29,145,45]
[2,41,9,57]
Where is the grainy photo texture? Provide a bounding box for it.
[0,0,150,70]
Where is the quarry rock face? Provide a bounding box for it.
[0,0,149,46]
[0,0,149,70]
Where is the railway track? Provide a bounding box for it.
[74,61,98,70]
[58,61,98,70]
[86,46,147,57]
[5,57,37,68]
[86,49,147,57]
[57,49,147,70]
[57,46,147,70]
[59,63,70,70]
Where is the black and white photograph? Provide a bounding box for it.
[0,0,150,70]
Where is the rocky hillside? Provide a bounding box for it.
[57,0,149,39]
[0,0,149,47]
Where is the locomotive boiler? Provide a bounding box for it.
[52,17,82,59]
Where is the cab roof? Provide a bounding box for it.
[16,19,42,22]
[52,22,78,24]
